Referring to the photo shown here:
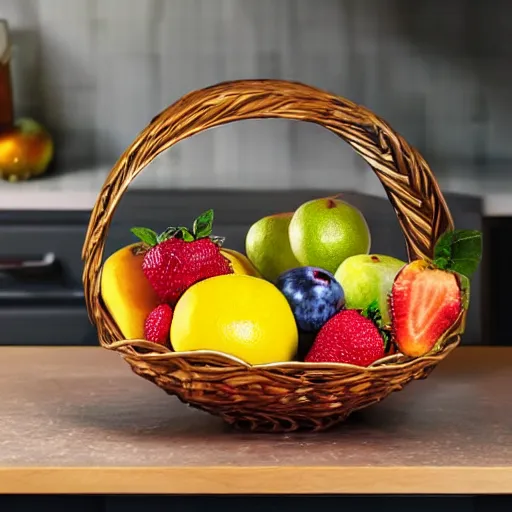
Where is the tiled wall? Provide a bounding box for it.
[1,0,511,190]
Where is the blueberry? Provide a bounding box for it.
[276,266,345,332]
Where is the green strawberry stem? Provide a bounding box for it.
[131,209,225,247]
[130,227,159,247]
[361,299,393,353]
[192,209,214,238]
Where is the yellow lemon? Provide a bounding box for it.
[171,274,298,365]
[221,248,261,277]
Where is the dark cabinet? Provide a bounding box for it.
[0,189,483,345]
[0,211,92,345]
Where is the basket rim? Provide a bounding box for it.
[109,331,461,372]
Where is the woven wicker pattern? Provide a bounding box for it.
[82,79,462,432]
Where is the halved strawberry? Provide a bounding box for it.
[390,260,462,357]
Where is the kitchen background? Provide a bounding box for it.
[0,0,508,346]
[0,5,508,510]
[1,0,511,200]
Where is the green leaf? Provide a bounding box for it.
[157,227,180,243]
[179,227,195,242]
[362,299,382,325]
[130,227,158,247]
[157,225,197,244]
[192,209,214,239]
[156,228,178,243]
[433,229,483,279]
[361,299,391,351]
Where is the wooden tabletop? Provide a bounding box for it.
[0,346,511,495]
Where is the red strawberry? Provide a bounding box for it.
[131,209,233,304]
[144,304,173,345]
[305,309,385,366]
[390,259,462,357]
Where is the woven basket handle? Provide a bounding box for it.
[82,79,453,321]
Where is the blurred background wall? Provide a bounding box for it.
[1,0,510,193]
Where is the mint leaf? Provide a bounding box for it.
[433,229,482,279]
[193,209,214,239]
[130,227,158,247]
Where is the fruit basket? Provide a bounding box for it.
[82,79,481,433]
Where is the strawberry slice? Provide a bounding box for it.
[390,260,462,357]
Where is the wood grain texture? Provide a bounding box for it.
[81,79,461,433]
[0,346,511,494]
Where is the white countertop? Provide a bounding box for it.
[0,165,510,216]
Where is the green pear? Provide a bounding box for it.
[245,212,301,282]
[289,197,371,273]
[334,254,406,324]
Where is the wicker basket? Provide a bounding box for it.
[82,79,465,433]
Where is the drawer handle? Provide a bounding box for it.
[0,252,56,271]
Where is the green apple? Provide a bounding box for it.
[245,212,301,282]
[288,197,371,273]
[334,253,406,324]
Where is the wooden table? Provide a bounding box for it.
[0,346,511,496]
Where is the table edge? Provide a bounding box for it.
[0,466,510,495]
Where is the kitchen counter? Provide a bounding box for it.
[0,346,511,495]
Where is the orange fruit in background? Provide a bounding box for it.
[100,243,160,339]
[0,118,54,181]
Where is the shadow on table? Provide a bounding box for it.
[56,393,411,439]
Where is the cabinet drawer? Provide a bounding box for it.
[0,225,86,285]
[0,304,96,345]
[0,212,89,288]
